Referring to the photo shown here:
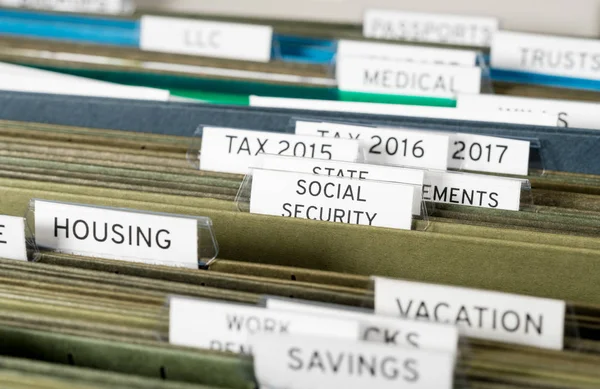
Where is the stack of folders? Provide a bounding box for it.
[1,1,600,389]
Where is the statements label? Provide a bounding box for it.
[448,134,530,175]
[251,333,455,389]
[169,296,360,354]
[266,298,458,353]
[337,57,482,97]
[0,216,27,261]
[423,171,522,211]
[364,9,499,48]
[140,16,273,62]
[254,154,424,215]
[337,40,478,66]
[0,0,131,13]
[296,121,449,170]
[374,277,566,350]
[249,169,414,230]
[34,200,199,268]
[200,127,360,175]
[457,94,600,129]
[491,31,600,80]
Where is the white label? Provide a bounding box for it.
[254,154,424,215]
[423,171,522,211]
[492,31,600,80]
[251,333,455,389]
[0,0,130,13]
[169,296,360,354]
[266,298,458,353]
[250,96,557,127]
[250,169,414,230]
[457,94,600,130]
[140,16,273,62]
[337,40,478,66]
[200,127,360,175]
[296,121,449,170]
[448,134,530,175]
[0,216,27,261]
[337,57,481,98]
[374,277,566,350]
[34,200,198,268]
[364,9,499,48]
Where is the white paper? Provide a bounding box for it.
[364,9,499,48]
[491,31,600,80]
[140,16,273,62]
[266,297,458,353]
[423,170,522,211]
[169,296,360,354]
[34,200,198,268]
[250,169,414,230]
[250,96,558,126]
[254,154,425,215]
[448,133,530,175]
[457,93,600,129]
[296,121,449,170]
[0,216,27,261]
[374,277,566,350]
[199,127,360,175]
[336,57,482,98]
[0,0,131,14]
[251,333,455,389]
[337,40,478,66]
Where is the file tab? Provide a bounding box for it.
[0,215,27,261]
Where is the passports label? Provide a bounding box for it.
[491,31,600,80]
[363,9,499,48]
[253,154,425,215]
[251,333,455,389]
[337,40,478,66]
[296,121,449,170]
[140,16,273,62]
[0,0,131,14]
[34,200,199,268]
[169,296,360,354]
[266,298,458,353]
[200,127,360,175]
[0,215,27,261]
[448,134,530,176]
[249,169,414,230]
[374,277,566,350]
[423,171,522,211]
[336,57,482,98]
[457,94,600,129]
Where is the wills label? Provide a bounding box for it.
[140,16,273,62]
[374,277,566,350]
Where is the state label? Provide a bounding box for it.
[457,93,600,129]
[423,171,522,211]
[374,277,566,350]
[0,0,131,14]
[169,296,360,354]
[363,9,499,48]
[266,297,458,353]
[199,127,360,175]
[491,31,600,80]
[34,200,199,268]
[249,169,414,230]
[250,333,455,389]
[448,133,530,176]
[296,121,449,170]
[250,96,557,125]
[140,16,273,62]
[0,216,27,261]
[253,154,425,215]
[337,40,478,67]
[337,57,482,98]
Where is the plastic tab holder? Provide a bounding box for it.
[26,199,218,268]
